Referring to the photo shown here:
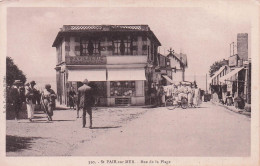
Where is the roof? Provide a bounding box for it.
[52,25,161,47]
[210,65,228,81]
[175,53,188,67]
[167,52,188,68]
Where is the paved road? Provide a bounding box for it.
[6,102,250,156]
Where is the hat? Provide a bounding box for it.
[45,84,51,89]
[25,82,30,86]
[13,80,22,85]
[30,81,36,85]
[82,79,89,84]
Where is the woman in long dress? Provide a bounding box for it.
[193,86,201,107]
[187,85,194,107]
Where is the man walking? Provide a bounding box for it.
[77,79,95,128]
[9,80,22,120]
[25,81,37,122]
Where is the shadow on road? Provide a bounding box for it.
[51,120,75,122]
[6,135,42,152]
[91,126,121,129]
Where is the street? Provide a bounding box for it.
[6,102,250,156]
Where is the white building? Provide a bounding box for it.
[166,49,188,82]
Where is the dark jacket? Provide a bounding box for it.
[9,86,21,108]
[77,84,95,109]
[25,87,38,104]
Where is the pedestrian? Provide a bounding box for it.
[41,84,57,121]
[9,80,23,120]
[68,87,76,109]
[187,85,194,107]
[193,85,201,107]
[25,81,38,122]
[77,79,95,128]
[150,83,157,106]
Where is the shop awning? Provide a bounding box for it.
[107,68,146,81]
[219,67,244,83]
[162,75,175,84]
[209,65,227,82]
[68,69,106,82]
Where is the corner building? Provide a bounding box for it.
[52,25,161,106]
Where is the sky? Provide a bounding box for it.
[7,4,252,90]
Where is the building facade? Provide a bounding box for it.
[52,25,161,106]
[210,33,251,105]
[167,49,188,82]
[156,53,172,85]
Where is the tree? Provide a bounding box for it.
[209,61,224,77]
[6,56,27,86]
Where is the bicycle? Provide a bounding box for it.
[165,94,188,110]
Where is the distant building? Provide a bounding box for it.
[52,25,161,106]
[210,33,251,105]
[167,49,188,82]
[155,53,172,85]
[237,33,248,61]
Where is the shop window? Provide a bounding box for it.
[110,81,135,96]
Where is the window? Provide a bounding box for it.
[132,37,138,55]
[142,36,148,55]
[124,36,131,55]
[113,40,121,55]
[112,36,138,55]
[151,44,154,60]
[80,39,101,56]
[119,40,125,55]
[92,40,101,55]
[110,81,135,96]
[81,39,88,56]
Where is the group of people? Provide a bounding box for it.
[152,82,201,107]
[7,78,95,129]
[7,80,57,122]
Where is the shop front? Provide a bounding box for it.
[64,56,146,106]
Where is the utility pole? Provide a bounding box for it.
[233,42,235,56]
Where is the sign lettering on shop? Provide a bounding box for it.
[66,56,107,65]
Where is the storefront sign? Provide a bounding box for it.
[66,56,107,65]
[228,55,238,67]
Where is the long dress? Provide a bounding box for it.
[187,87,193,105]
[193,88,201,106]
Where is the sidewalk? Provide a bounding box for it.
[211,101,251,117]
